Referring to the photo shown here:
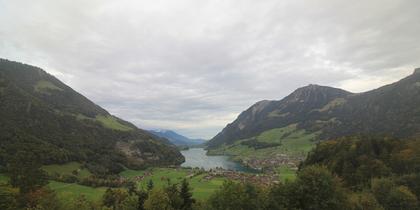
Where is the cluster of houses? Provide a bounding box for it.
[202,168,280,186]
[131,170,153,182]
[242,153,303,171]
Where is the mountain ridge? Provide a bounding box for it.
[0,58,184,174]
[149,129,206,146]
[208,68,420,150]
[208,84,352,148]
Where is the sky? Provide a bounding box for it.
[1,0,420,139]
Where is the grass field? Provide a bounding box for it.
[0,173,105,204]
[74,114,133,131]
[121,168,225,200]
[43,162,92,178]
[277,166,297,182]
[95,115,133,131]
[208,125,318,160]
[2,167,226,202]
[34,80,63,92]
[0,173,9,184]
[48,181,107,204]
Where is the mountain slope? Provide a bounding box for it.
[149,130,206,146]
[207,68,420,169]
[208,85,351,148]
[0,58,184,174]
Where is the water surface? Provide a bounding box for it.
[181,148,255,172]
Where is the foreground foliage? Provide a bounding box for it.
[1,135,419,209]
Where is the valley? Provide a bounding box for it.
[1,58,419,210]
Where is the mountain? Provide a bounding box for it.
[149,130,206,146]
[207,85,351,148]
[207,68,420,168]
[0,58,184,174]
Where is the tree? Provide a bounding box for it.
[348,192,384,210]
[117,195,138,210]
[102,188,129,209]
[165,183,182,209]
[103,188,117,208]
[386,186,418,210]
[65,195,97,210]
[206,181,267,210]
[7,151,47,194]
[136,189,148,210]
[126,181,137,195]
[267,183,289,210]
[179,179,194,210]
[144,188,173,210]
[26,188,62,210]
[147,180,154,191]
[279,166,349,210]
[371,178,395,205]
[0,185,18,210]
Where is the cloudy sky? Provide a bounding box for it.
[1,0,419,139]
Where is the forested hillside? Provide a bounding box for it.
[0,59,184,175]
[209,69,420,149]
[207,68,420,170]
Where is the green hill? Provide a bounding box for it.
[0,58,184,175]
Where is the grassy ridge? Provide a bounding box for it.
[95,115,133,131]
[34,80,63,92]
[208,125,318,160]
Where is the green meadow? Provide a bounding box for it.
[0,173,9,184]
[43,162,92,179]
[1,167,227,203]
[277,166,297,182]
[208,124,318,160]
[95,115,133,131]
[121,168,226,200]
[48,181,107,204]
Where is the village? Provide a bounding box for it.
[125,151,306,187]
[241,153,304,172]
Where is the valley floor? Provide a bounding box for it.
[0,163,295,204]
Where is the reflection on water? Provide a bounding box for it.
[181,148,256,172]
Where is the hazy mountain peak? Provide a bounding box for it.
[149,129,206,146]
[414,68,420,75]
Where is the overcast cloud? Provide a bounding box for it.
[1,0,419,139]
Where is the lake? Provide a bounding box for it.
[181,148,256,172]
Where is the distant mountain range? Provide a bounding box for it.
[207,68,420,161]
[0,58,184,174]
[149,129,206,146]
